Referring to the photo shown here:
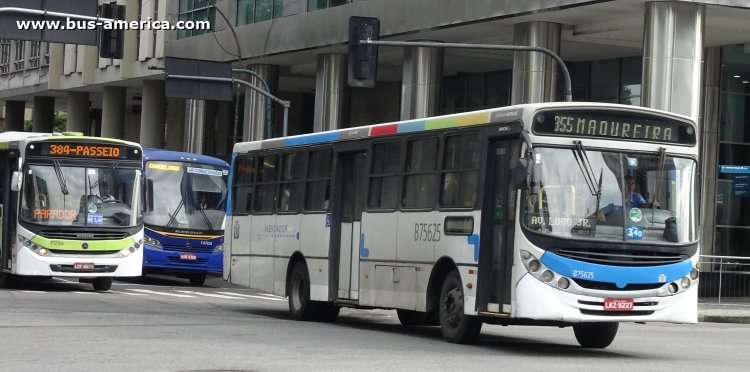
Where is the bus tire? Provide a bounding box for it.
[439,270,482,343]
[92,277,113,291]
[288,262,315,321]
[0,272,13,288]
[188,273,207,286]
[573,322,619,348]
[397,309,434,326]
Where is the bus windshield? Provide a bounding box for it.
[144,161,227,233]
[20,163,142,227]
[522,146,697,244]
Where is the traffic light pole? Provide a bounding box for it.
[361,39,573,102]
[0,7,114,23]
[165,74,291,137]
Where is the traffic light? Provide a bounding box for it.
[98,2,125,59]
[347,16,380,88]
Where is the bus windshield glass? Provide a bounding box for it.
[144,161,228,233]
[522,147,697,244]
[20,163,142,227]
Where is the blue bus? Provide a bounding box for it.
[142,149,229,286]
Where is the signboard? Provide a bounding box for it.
[719,165,750,197]
[26,141,141,160]
[533,109,697,145]
[164,57,233,102]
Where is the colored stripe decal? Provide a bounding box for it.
[370,124,398,136]
[397,120,426,133]
[540,251,693,289]
[145,227,222,240]
[284,131,341,146]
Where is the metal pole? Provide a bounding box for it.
[365,39,573,102]
[0,7,115,22]
[165,74,290,138]
[233,69,274,138]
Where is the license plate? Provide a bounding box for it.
[603,298,634,311]
[179,253,197,261]
[74,262,95,270]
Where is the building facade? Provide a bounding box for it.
[2,0,750,259]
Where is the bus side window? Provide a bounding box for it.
[441,133,479,208]
[368,141,401,210]
[402,137,438,209]
[233,155,255,215]
[304,148,332,212]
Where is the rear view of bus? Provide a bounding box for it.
[142,149,229,286]
[0,133,144,291]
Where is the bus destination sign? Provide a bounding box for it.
[533,110,696,145]
[40,143,127,158]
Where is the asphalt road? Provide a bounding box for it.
[1,275,749,372]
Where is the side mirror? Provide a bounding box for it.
[145,179,154,212]
[10,171,22,192]
[511,158,530,190]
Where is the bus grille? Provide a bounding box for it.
[578,300,657,316]
[572,279,664,291]
[556,248,685,266]
[167,257,209,265]
[50,264,118,273]
[48,249,120,255]
[162,245,213,253]
[38,230,129,240]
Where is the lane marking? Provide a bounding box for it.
[127,289,194,298]
[216,291,287,302]
[173,290,246,300]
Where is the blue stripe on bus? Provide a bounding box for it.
[397,120,426,133]
[467,234,479,263]
[284,131,341,147]
[540,251,693,289]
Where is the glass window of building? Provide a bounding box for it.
[178,0,214,39]
[715,44,750,257]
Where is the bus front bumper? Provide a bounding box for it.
[142,244,223,274]
[15,245,143,277]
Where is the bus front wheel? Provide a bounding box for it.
[92,277,113,291]
[439,270,482,343]
[573,322,619,348]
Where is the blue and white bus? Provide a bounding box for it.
[225,102,700,348]
[142,149,229,286]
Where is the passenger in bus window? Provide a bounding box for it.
[196,192,209,210]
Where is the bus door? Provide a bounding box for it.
[476,138,518,313]
[0,149,18,277]
[330,150,366,300]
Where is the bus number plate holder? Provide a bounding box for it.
[603,298,634,311]
[74,263,95,270]
[180,253,197,261]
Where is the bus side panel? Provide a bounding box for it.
[299,213,331,301]
[250,215,275,293]
[435,210,481,315]
[395,211,435,310]
[273,214,301,295]
[228,214,252,288]
[358,212,398,307]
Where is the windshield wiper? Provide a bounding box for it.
[654,147,667,206]
[196,206,214,232]
[52,160,69,196]
[572,141,603,235]
[165,200,184,229]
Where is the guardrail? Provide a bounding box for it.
[698,255,750,306]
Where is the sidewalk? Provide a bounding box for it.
[698,301,750,324]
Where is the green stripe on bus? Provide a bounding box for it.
[30,235,135,251]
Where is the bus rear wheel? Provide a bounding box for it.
[188,273,207,286]
[288,262,315,321]
[573,322,619,348]
[92,277,113,291]
[439,270,482,343]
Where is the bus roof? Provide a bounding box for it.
[232,102,694,154]
[143,148,229,168]
[0,131,141,148]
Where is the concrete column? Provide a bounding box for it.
[400,46,443,120]
[4,100,26,131]
[101,86,126,139]
[67,92,90,134]
[184,99,206,154]
[140,80,166,149]
[511,22,561,104]
[165,98,186,151]
[243,64,279,141]
[32,96,55,133]
[700,47,721,256]
[642,2,705,122]
[314,54,349,132]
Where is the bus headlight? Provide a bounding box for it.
[690,268,699,280]
[558,277,570,289]
[680,277,691,289]
[18,235,32,247]
[120,246,136,257]
[143,235,161,248]
[213,244,224,253]
[542,270,554,282]
[528,259,540,272]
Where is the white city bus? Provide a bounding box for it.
[0,132,144,291]
[226,102,699,348]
